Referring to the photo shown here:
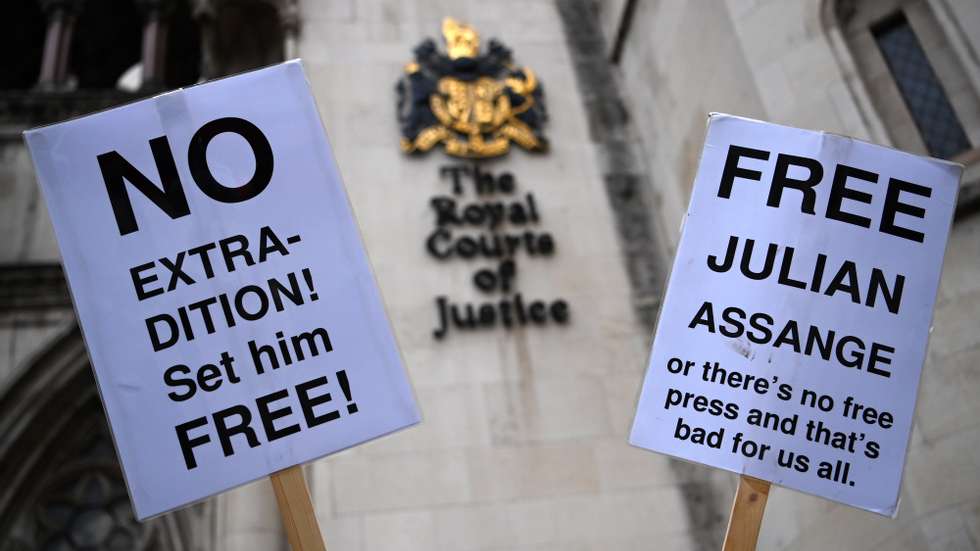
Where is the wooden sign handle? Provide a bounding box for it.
[722,475,771,551]
[270,465,327,551]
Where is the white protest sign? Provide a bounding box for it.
[630,114,961,515]
[25,60,420,520]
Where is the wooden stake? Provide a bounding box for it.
[722,475,771,551]
[270,465,327,551]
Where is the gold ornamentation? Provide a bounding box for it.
[442,18,479,60]
[397,18,548,159]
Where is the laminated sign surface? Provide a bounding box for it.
[630,114,961,515]
[25,61,420,519]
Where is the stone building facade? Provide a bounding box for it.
[603,1,980,549]
[0,1,977,550]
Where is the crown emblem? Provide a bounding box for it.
[396,18,548,158]
[442,18,479,59]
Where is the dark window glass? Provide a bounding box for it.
[69,0,142,89]
[873,13,970,159]
[0,0,46,89]
[166,0,203,88]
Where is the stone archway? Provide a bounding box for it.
[0,325,211,551]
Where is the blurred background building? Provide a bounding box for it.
[0,0,978,550]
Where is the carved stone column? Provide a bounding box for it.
[137,0,176,91]
[280,1,300,60]
[37,0,82,91]
[192,0,217,80]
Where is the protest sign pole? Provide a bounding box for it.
[270,465,327,551]
[722,475,771,551]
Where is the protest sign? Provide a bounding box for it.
[630,114,961,518]
[25,60,420,522]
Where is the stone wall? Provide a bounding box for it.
[0,133,72,390]
[605,0,769,249]
[211,1,703,549]
[607,0,980,549]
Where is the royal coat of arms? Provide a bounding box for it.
[396,18,548,158]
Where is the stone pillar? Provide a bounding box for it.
[137,0,175,91]
[191,0,217,80]
[37,0,81,91]
[280,1,300,60]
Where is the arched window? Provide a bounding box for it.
[0,327,209,551]
[0,0,211,129]
[833,0,979,160]
[67,0,203,93]
[0,0,298,128]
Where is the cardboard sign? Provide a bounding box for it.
[25,61,420,520]
[630,114,961,515]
